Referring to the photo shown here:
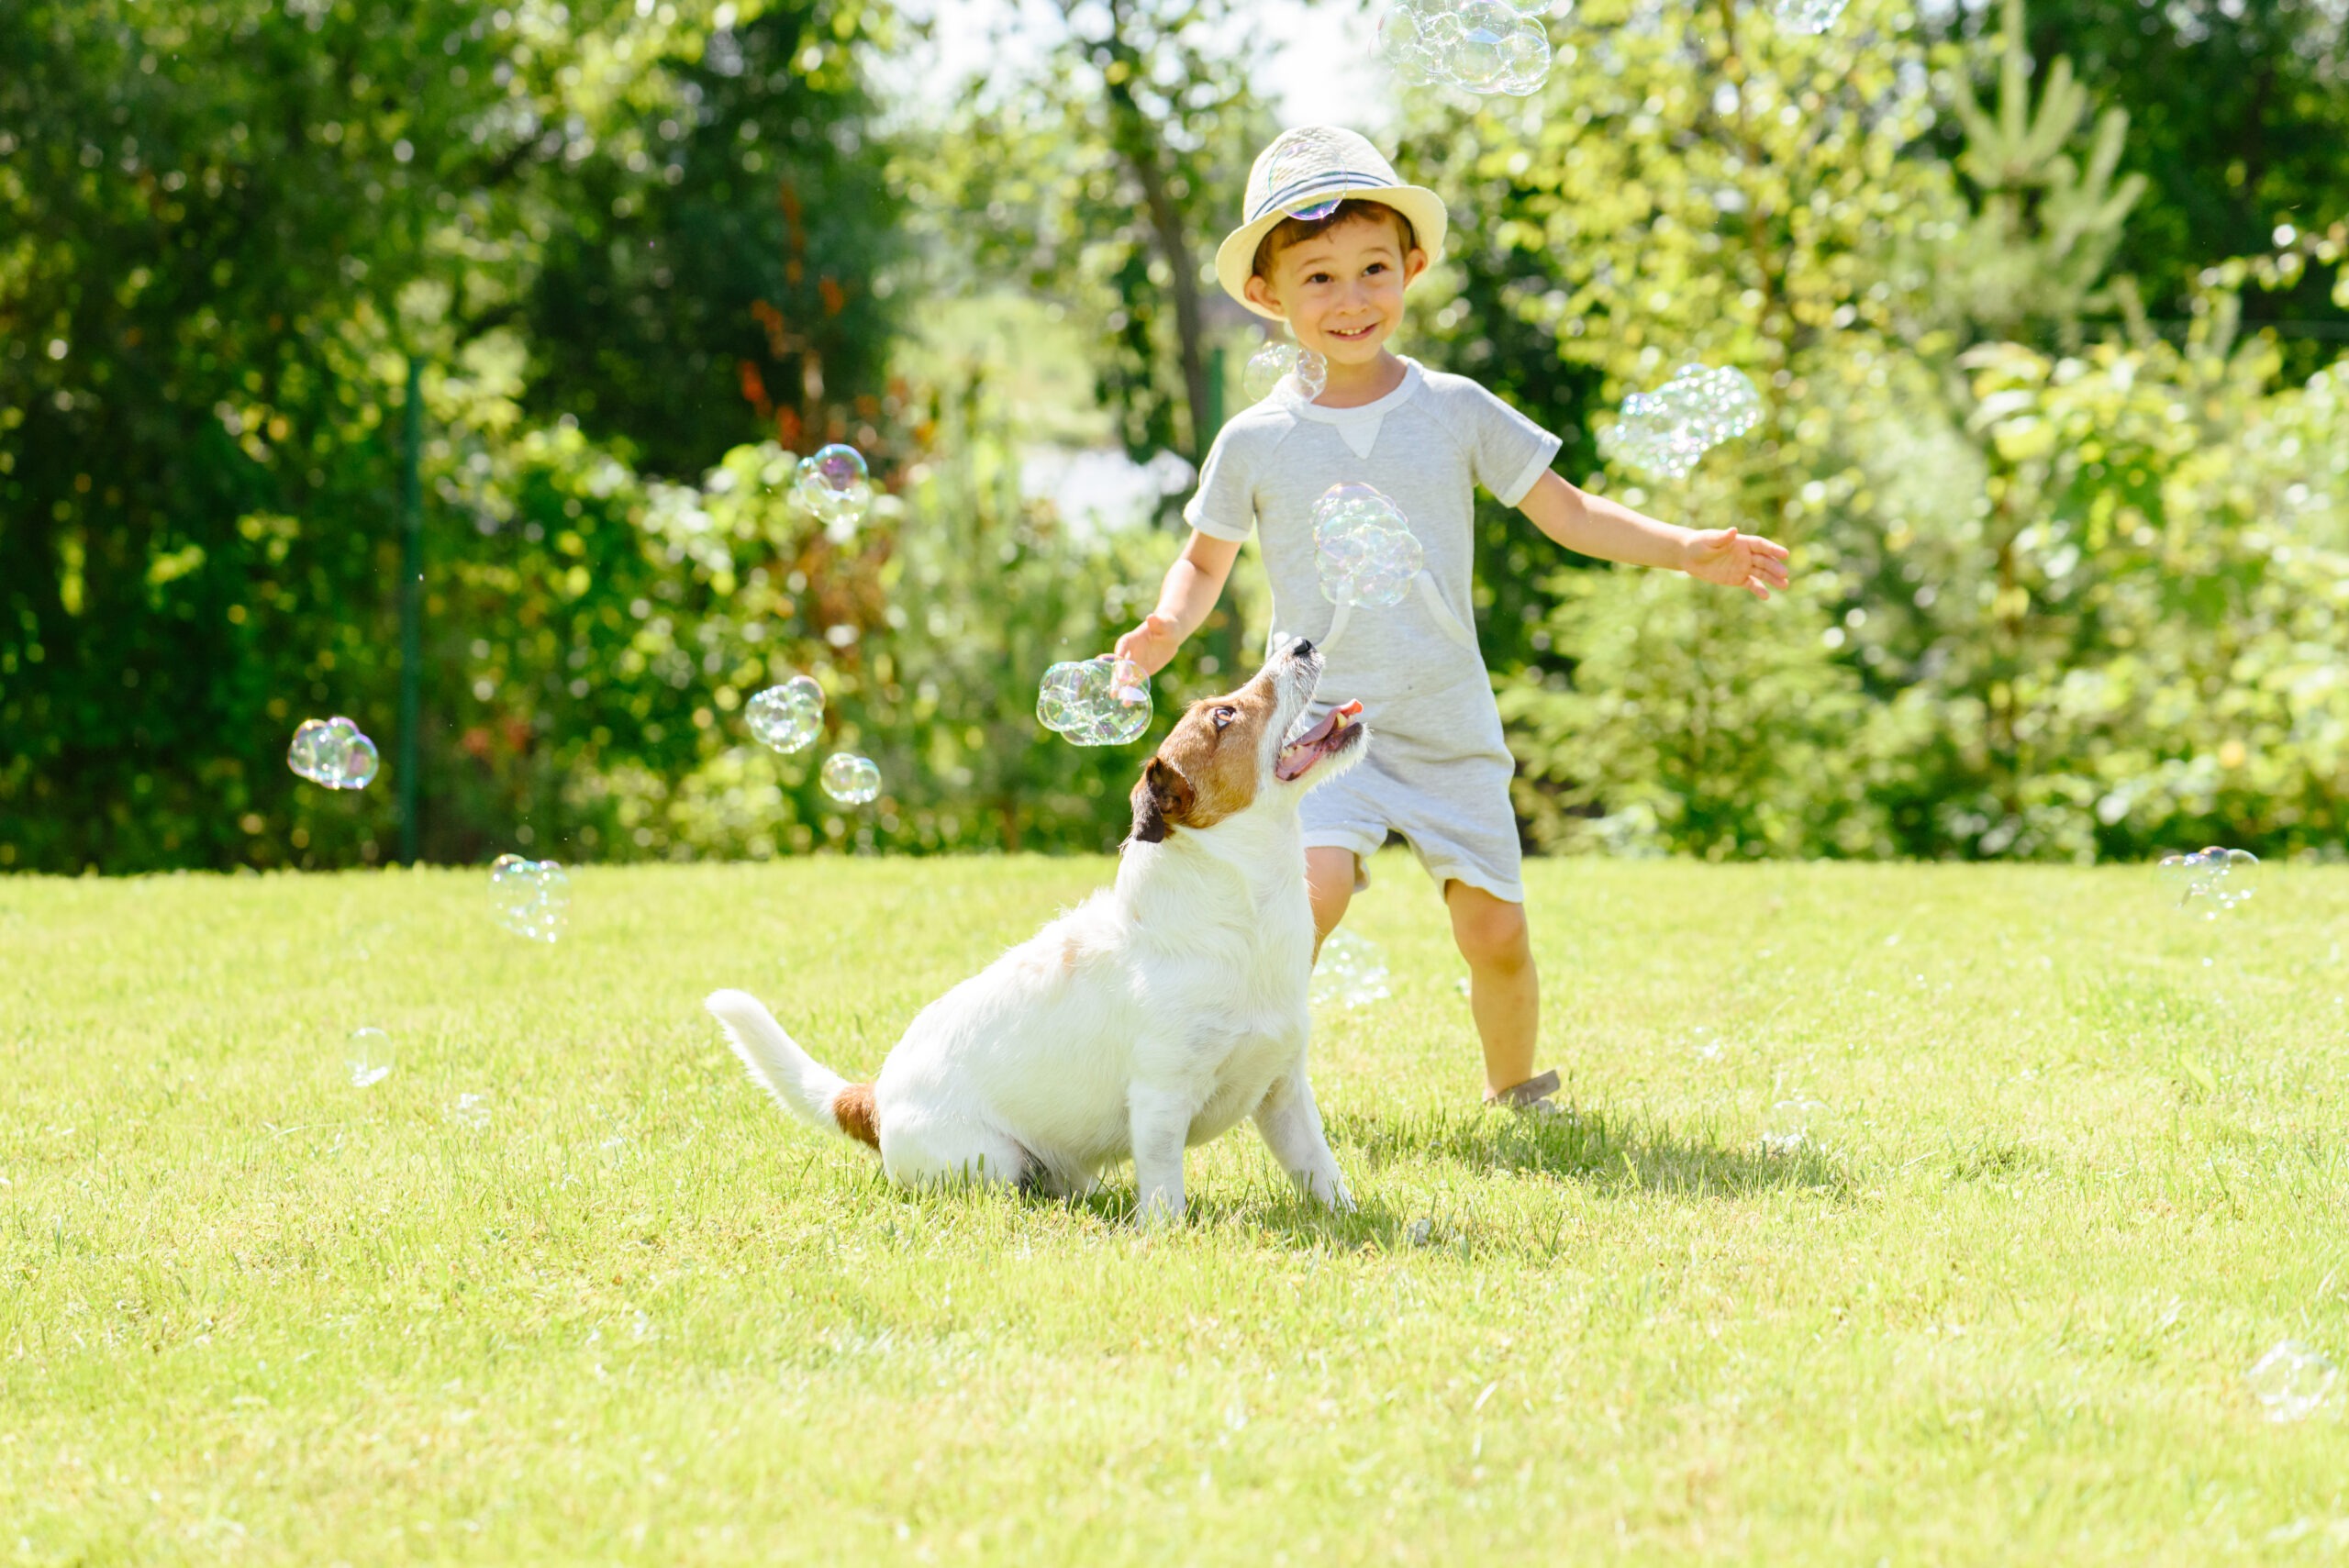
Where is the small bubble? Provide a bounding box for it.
[2156,847,2260,917]
[448,1093,492,1130]
[2248,1340,2336,1422]
[1241,341,1327,404]
[1037,657,1152,747]
[819,752,882,806]
[287,716,381,790]
[1770,0,1850,33]
[488,854,569,942]
[745,675,824,753]
[792,444,871,536]
[1312,484,1422,608]
[346,1028,392,1088]
[1761,1097,1827,1155]
[1311,930,1392,1009]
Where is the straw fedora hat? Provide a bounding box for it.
[1213,126,1449,321]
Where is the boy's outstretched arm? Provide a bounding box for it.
[1114,530,1243,674]
[1516,470,1792,600]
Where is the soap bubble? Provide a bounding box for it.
[819,752,882,806]
[488,853,569,942]
[1380,0,1552,95]
[1037,656,1152,746]
[2248,1340,2336,1422]
[1241,342,1329,404]
[1761,1097,1827,1155]
[346,1028,392,1089]
[1772,0,1850,32]
[746,675,824,753]
[2155,846,2260,918]
[1268,128,1343,219]
[793,443,872,532]
[448,1092,492,1130]
[1599,364,1765,480]
[1263,126,1353,220]
[287,716,381,790]
[1312,483,1423,608]
[1311,929,1392,1008]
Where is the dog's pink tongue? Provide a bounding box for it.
[1275,702,1362,782]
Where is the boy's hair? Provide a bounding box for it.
[1250,199,1419,283]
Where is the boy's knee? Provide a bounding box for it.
[1449,889,1530,970]
[1306,849,1357,936]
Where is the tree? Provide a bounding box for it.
[523,0,906,477]
[929,0,1269,468]
[0,0,907,872]
[1930,0,2349,374]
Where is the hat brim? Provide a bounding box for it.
[1214,186,1450,321]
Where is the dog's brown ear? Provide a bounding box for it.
[1127,758,1193,845]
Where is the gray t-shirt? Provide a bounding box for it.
[1185,358,1560,708]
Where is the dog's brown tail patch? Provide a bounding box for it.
[830,1083,881,1149]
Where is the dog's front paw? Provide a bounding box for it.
[1136,1188,1186,1229]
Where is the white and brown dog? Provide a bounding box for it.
[706,639,1365,1221]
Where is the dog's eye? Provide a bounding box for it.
[1211,706,1236,729]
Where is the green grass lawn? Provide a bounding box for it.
[7,854,2349,1563]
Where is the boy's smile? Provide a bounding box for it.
[1243,210,1429,400]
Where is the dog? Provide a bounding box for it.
[706,638,1366,1222]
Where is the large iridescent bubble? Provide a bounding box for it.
[1380,0,1553,96]
[1312,484,1423,608]
[1038,657,1152,747]
[1598,364,1764,480]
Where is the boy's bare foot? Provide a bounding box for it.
[1485,1069,1567,1118]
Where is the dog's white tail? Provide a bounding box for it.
[704,989,879,1149]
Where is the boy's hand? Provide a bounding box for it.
[1114,612,1183,676]
[1681,528,1792,600]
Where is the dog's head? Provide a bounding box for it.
[1127,639,1367,845]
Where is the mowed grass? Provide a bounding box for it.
[7,855,2349,1564]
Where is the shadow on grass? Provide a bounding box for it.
[805,1102,1846,1259]
[1331,1101,1843,1198]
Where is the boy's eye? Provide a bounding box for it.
[1212,706,1236,729]
[1364,261,1387,274]
[1305,271,1331,284]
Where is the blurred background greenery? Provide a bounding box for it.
[3,0,2344,873]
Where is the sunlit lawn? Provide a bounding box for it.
[6,853,2349,1563]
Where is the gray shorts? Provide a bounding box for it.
[1298,670,1524,905]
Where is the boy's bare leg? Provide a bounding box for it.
[1306,847,1356,962]
[1444,880,1539,1098]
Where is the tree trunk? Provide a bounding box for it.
[1097,3,1211,462]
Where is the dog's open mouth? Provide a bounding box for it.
[1275,701,1364,782]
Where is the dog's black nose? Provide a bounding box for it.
[1290,638,1315,659]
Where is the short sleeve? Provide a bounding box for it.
[1464,385,1562,507]
[1182,425,1257,542]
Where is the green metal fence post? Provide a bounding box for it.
[398,353,424,866]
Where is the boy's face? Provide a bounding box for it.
[1243,211,1427,370]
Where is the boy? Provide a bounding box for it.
[1114,126,1791,1114]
